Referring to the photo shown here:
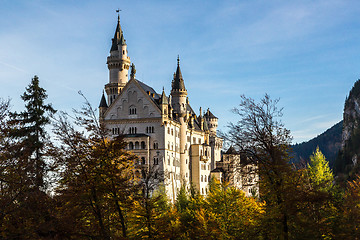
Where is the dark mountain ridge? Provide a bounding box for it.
[291,121,342,167]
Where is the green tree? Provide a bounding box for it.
[129,166,172,240]
[224,94,296,240]
[340,175,360,239]
[52,94,138,239]
[290,148,340,239]
[0,76,57,239]
[206,179,263,239]
[9,75,56,189]
[308,147,334,191]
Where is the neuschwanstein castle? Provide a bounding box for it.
[98,16,258,201]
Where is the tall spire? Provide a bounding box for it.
[161,87,168,104]
[110,14,125,52]
[99,91,108,108]
[171,56,186,91]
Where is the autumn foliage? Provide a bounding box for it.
[1,79,360,239]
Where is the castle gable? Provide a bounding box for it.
[104,78,162,120]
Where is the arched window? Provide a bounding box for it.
[171,129,174,136]
[141,157,146,165]
[135,141,139,149]
[129,106,136,115]
[129,127,137,134]
[153,157,159,165]
[129,142,134,150]
[201,175,203,182]
[153,142,158,149]
[141,141,146,149]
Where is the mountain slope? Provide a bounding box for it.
[334,79,360,177]
[291,121,342,167]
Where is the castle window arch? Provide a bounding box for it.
[129,127,137,134]
[141,141,146,149]
[128,142,134,150]
[141,157,146,165]
[153,142,158,149]
[135,141,139,149]
[153,157,159,165]
[129,106,137,115]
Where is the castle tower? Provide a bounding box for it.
[160,88,169,124]
[171,56,187,116]
[105,15,131,105]
[204,108,218,135]
[171,57,189,185]
[204,108,221,170]
[99,91,108,119]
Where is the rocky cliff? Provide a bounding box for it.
[334,80,360,176]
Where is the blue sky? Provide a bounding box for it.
[1,0,360,143]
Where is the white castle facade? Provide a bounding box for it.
[99,17,257,201]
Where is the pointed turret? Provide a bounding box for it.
[110,16,126,52]
[99,91,108,119]
[171,56,187,116]
[171,56,186,91]
[106,15,131,105]
[110,15,125,52]
[161,88,168,105]
[160,88,169,124]
[99,91,108,108]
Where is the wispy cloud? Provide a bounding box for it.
[0,60,28,73]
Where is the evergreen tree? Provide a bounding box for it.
[0,77,57,239]
[9,75,56,189]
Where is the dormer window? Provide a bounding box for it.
[129,106,137,115]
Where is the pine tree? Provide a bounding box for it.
[9,75,56,189]
[0,77,57,239]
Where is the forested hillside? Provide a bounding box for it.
[291,121,342,167]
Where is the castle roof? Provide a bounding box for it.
[171,57,186,91]
[161,88,168,105]
[225,146,237,154]
[110,16,125,52]
[99,92,108,108]
[204,108,217,119]
[136,80,160,100]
